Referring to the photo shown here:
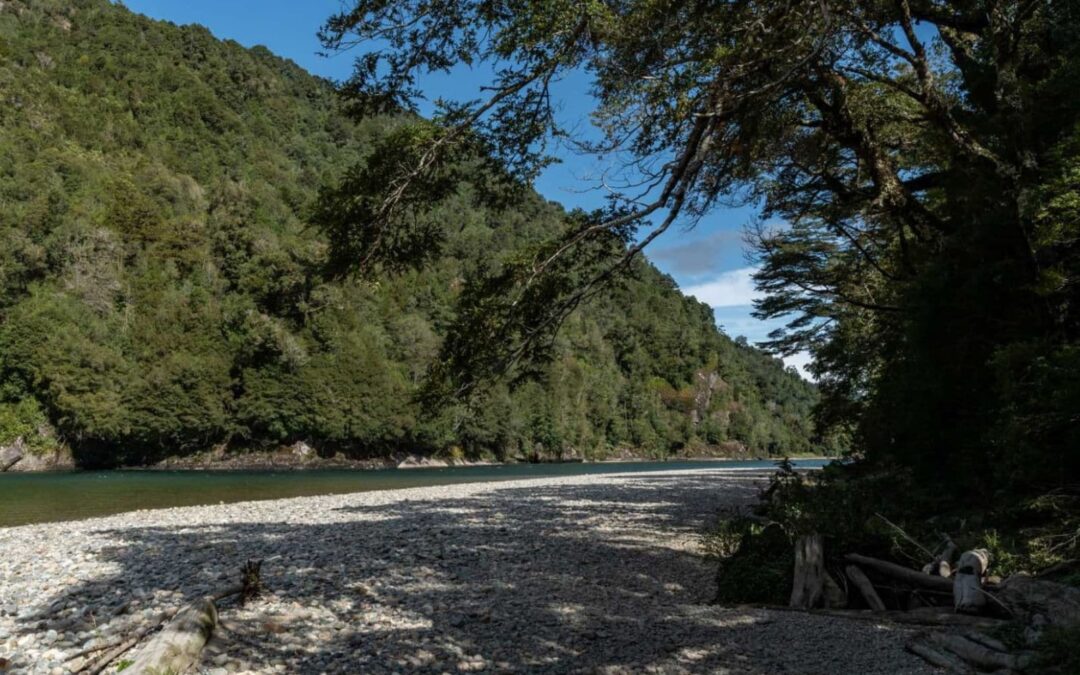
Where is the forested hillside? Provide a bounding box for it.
[0,0,819,467]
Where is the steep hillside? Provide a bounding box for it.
[0,0,821,467]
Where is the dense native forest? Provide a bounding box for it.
[0,0,819,468]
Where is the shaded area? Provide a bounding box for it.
[1,472,928,674]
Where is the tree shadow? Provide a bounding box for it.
[4,472,928,674]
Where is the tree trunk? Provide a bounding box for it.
[823,570,847,608]
[845,565,887,611]
[953,549,990,613]
[790,534,825,609]
[922,537,958,577]
[126,597,218,675]
[927,632,1027,671]
[843,553,954,592]
[905,641,973,674]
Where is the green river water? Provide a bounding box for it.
[0,458,828,527]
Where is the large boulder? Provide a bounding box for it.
[0,440,23,471]
[3,446,75,472]
[396,454,448,469]
[289,441,315,459]
[997,575,1080,626]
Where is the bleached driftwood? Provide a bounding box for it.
[125,596,218,675]
[953,549,990,613]
[77,560,262,675]
[845,564,886,611]
[843,553,954,593]
[790,534,825,609]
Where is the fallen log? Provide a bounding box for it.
[845,565,886,611]
[77,559,262,675]
[927,632,1027,671]
[843,553,954,593]
[743,604,1008,628]
[1034,558,1080,580]
[823,570,847,608]
[962,631,1010,654]
[953,549,990,613]
[923,536,958,577]
[790,534,825,609]
[80,620,165,675]
[905,640,973,674]
[124,596,218,675]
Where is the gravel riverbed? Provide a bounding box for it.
[0,469,934,674]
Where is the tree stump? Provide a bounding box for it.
[953,549,990,613]
[790,534,825,609]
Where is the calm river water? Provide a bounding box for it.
[0,458,828,527]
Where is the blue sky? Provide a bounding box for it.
[120,0,807,376]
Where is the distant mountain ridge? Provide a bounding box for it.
[0,0,823,467]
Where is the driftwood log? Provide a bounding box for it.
[907,630,1033,674]
[905,641,972,674]
[926,632,1029,671]
[845,564,886,611]
[76,560,262,675]
[790,534,826,609]
[822,571,846,608]
[923,536,958,577]
[125,597,218,675]
[759,605,1008,628]
[953,549,990,613]
[843,553,954,593]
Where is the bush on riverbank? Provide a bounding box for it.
[710,461,1080,613]
[0,398,59,455]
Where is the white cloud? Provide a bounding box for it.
[782,351,814,381]
[681,270,815,381]
[681,266,762,308]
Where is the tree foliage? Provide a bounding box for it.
[0,0,817,466]
[321,0,1080,499]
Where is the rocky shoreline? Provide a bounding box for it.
[1,469,928,674]
[0,440,794,473]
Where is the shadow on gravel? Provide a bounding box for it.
[10,472,923,674]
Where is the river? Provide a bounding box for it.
[0,458,828,527]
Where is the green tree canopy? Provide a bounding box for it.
[321,0,1080,496]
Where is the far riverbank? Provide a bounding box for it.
[0,439,831,474]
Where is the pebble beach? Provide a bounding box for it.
[0,470,934,674]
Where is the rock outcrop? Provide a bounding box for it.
[0,439,23,471]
